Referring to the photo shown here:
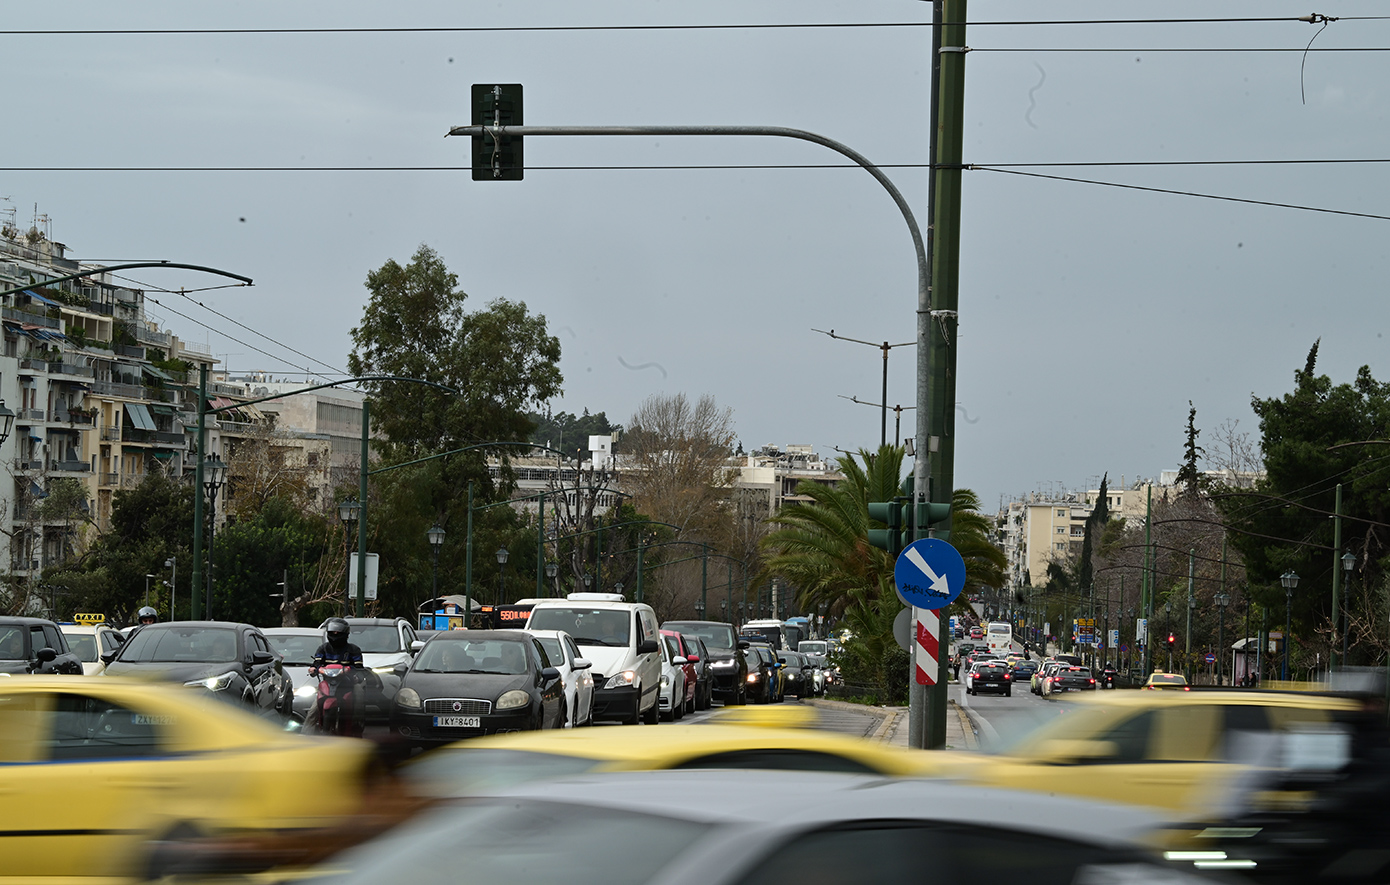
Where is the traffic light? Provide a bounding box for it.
[917,501,953,542]
[1166,633,1177,650]
[867,500,904,558]
[472,84,524,180]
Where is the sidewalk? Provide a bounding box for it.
[810,696,977,751]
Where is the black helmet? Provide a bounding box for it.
[325,617,350,644]
[137,606,158,625]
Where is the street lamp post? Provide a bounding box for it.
[545,561,558,597]
[165,557,177,619]
[202,455,227,620]
[337,499,361,617]
[720,599,728,623]
[428,524,446,601]
[144,574,154,607]
[1214,591,1229,685]
[582,574,592,592]
[1281,570,1299,681]
[1342,552,1356,665]
[495,547,509,605]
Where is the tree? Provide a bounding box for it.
[224,422,328,520]
[620,393,737,540]
[527,408,620,455]
[1175,403,1206,499]
[345,245,564,617]
[211,497,342,627]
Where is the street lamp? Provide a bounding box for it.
[0,399,15,446]
[1342,552,1356,664]
[582,573,592,591]
[165,557,177,619]
[427,524,446,601]
[495,547,509,604]
[695,599,706,619]
[545,561,558,597]
[1281,570,1299,681]
[1214,591,1230,685]
[720,598,728,622]
[202,455,227,620]
[337,498,361,616]
[614,581,624,599]
[144,574,155,607]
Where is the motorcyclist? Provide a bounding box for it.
[137,606,158,626]
[311,618,365,735]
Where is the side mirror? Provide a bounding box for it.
[35,647,57,664]
[686,654,700,664]
[673,656,687,665]
[737,639,750,649]
[573,658,592,670]
[540,666,561,683]
[410,640,425,653]
[637,639,659,655]
[100,650,119,665]
[251,650,275,665]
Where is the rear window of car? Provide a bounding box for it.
[1150,674,1187,684]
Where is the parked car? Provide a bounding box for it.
[658,632,692,721]
[676,633,715,710]
[525,628,595,728]
[527,594,662,725]
[0,616,84,675]
[0,676,377,882]
[965,660,1014,696]
[261,626,327,723]
[57,622,124,675]
[327,617,419,722]
[317,770,1203,885]
[391,630,565,746]
[662,619,748,705]
[102,621,293,718]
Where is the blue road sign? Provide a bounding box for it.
[893,538,966,610]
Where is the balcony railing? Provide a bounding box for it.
[13,459,41,471]
[51,460,91,473]
[48,362,95,378]
[1,306,58,329]
[24,409,45,421]
[100,424,120,441]
[54,410,95,426]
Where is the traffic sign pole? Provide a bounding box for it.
[915,608,939,685]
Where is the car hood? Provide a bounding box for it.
[404,669,532,700]
[282,663,316,691]
[104,660,244,683]
[363,652,410,670]
[568,644,635,679]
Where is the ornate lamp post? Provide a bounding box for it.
[427,524,446,601]
[582,574,592,591]
[720,599,728,622]
[545,561,558,597]
[1281,570,1299,681]
[337,498,360,616]
[202,455,227,620]
[614,581,624,599]
[1214,591,1229,685]
[0,400,15,445]
[1342,552,1356,665]
[495,547,509,604]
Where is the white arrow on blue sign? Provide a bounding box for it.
[893,538,966,610]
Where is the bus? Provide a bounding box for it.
[740,619,787,650]
[986,621,1013,656]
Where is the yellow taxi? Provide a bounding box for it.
[928,689,1364,814]
[399,704,929,797]
[0,677,377,882]
[1143,671,1190,690]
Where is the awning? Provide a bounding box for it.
[23,289,59,308]
[125,402,156,431]
[141,365,174,382]
[208,396,236,411]
[148,404,175,416]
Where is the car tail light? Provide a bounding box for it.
[1089,679,1095,684]
[1183,686,1190,691]
[1003,674,1011,680]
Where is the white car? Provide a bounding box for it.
[657,633,689,721]
[261,626,326,723]
[58,623,124,675]
[525,628,595,728]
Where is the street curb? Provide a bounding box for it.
[806,698,903,741]
[871,708,902,742]
[949,699,978,750]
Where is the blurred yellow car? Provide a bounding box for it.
[399,705,931,796]
[0,677,377,882]
[1143,672,1190,690]
[930,689,1363,814]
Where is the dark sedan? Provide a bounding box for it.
[1049,665,1097,694]
[102,621,292,718]
[777,651,812,699]
[662,620,749,705]
[965,661,1014,696]
[390,630,564,747]
[0,616,84,675]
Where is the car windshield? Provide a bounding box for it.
[1150,674,1187,684]
[351,625,403,653]
[0,626,25,660]
[664,622,735,651]
[528,608,630,647]
[266,634,321,665]
[415,639,529,675]
[798,641,827,655]
[63,633,98,662]
[535,637,564,665]
[119,626,239,663]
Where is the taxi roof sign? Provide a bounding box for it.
[73,613,105,625]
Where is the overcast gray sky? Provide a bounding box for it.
[5,2,1388,510]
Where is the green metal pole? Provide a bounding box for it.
[597,525,604,593]
[635,537,644,603]
[701,548,708,619]
[191,364,208,619]
[465,480,474,625]
[728,562,735,629]
[1185,549,1195,681]
[536,493,545,598]
[1332,483,1342,671]
[1142,485,1152,674]
[355,401,369,617]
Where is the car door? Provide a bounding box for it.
[565,634,593,725]
[529,638,563,727]
[245,631,279,712]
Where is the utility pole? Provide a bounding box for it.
[1332,483,1343,672]
[1185,549,1195,680]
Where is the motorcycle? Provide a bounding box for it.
[307,662,364,737]
[1099,669,1117,689]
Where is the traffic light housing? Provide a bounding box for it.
[867,501,904,558]
[1166,633,1177,650]
[472,84,524,180]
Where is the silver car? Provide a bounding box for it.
[314,770,1208,885]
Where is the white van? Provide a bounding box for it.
[525,593,662,725]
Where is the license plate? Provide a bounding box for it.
[433,716,481,728]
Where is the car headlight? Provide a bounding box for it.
[371,665,398,675]
[186,672,236,692]
[604,670,636,690]
[659,674,670,687]
[711,660,735,670]
[746,673,759,683]
[496,690,531,711]
[294,684,318,699]
[395,687,422,710]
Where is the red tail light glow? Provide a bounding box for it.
[1089,679,1096,684]
[1003,674,1011,680]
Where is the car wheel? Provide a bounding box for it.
[685,690,696,715]
[1005,688,1012,697]
[643,693,659,725]
[626,694,642,726]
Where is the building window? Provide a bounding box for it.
[1056,527,1066,534]
[1055,542,1066,551]
[1057,509,1066,517]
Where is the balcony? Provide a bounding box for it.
[48,362,95,379]
[24,408,45,421]
[13,458,41,472]
[50,460,91,474]
[133,326,171,348]
[100,424,120,441]
[1,306,59,329]
[54,409,95,426]
[99,472,119,487]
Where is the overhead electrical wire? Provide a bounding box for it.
[142,293,329,378]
